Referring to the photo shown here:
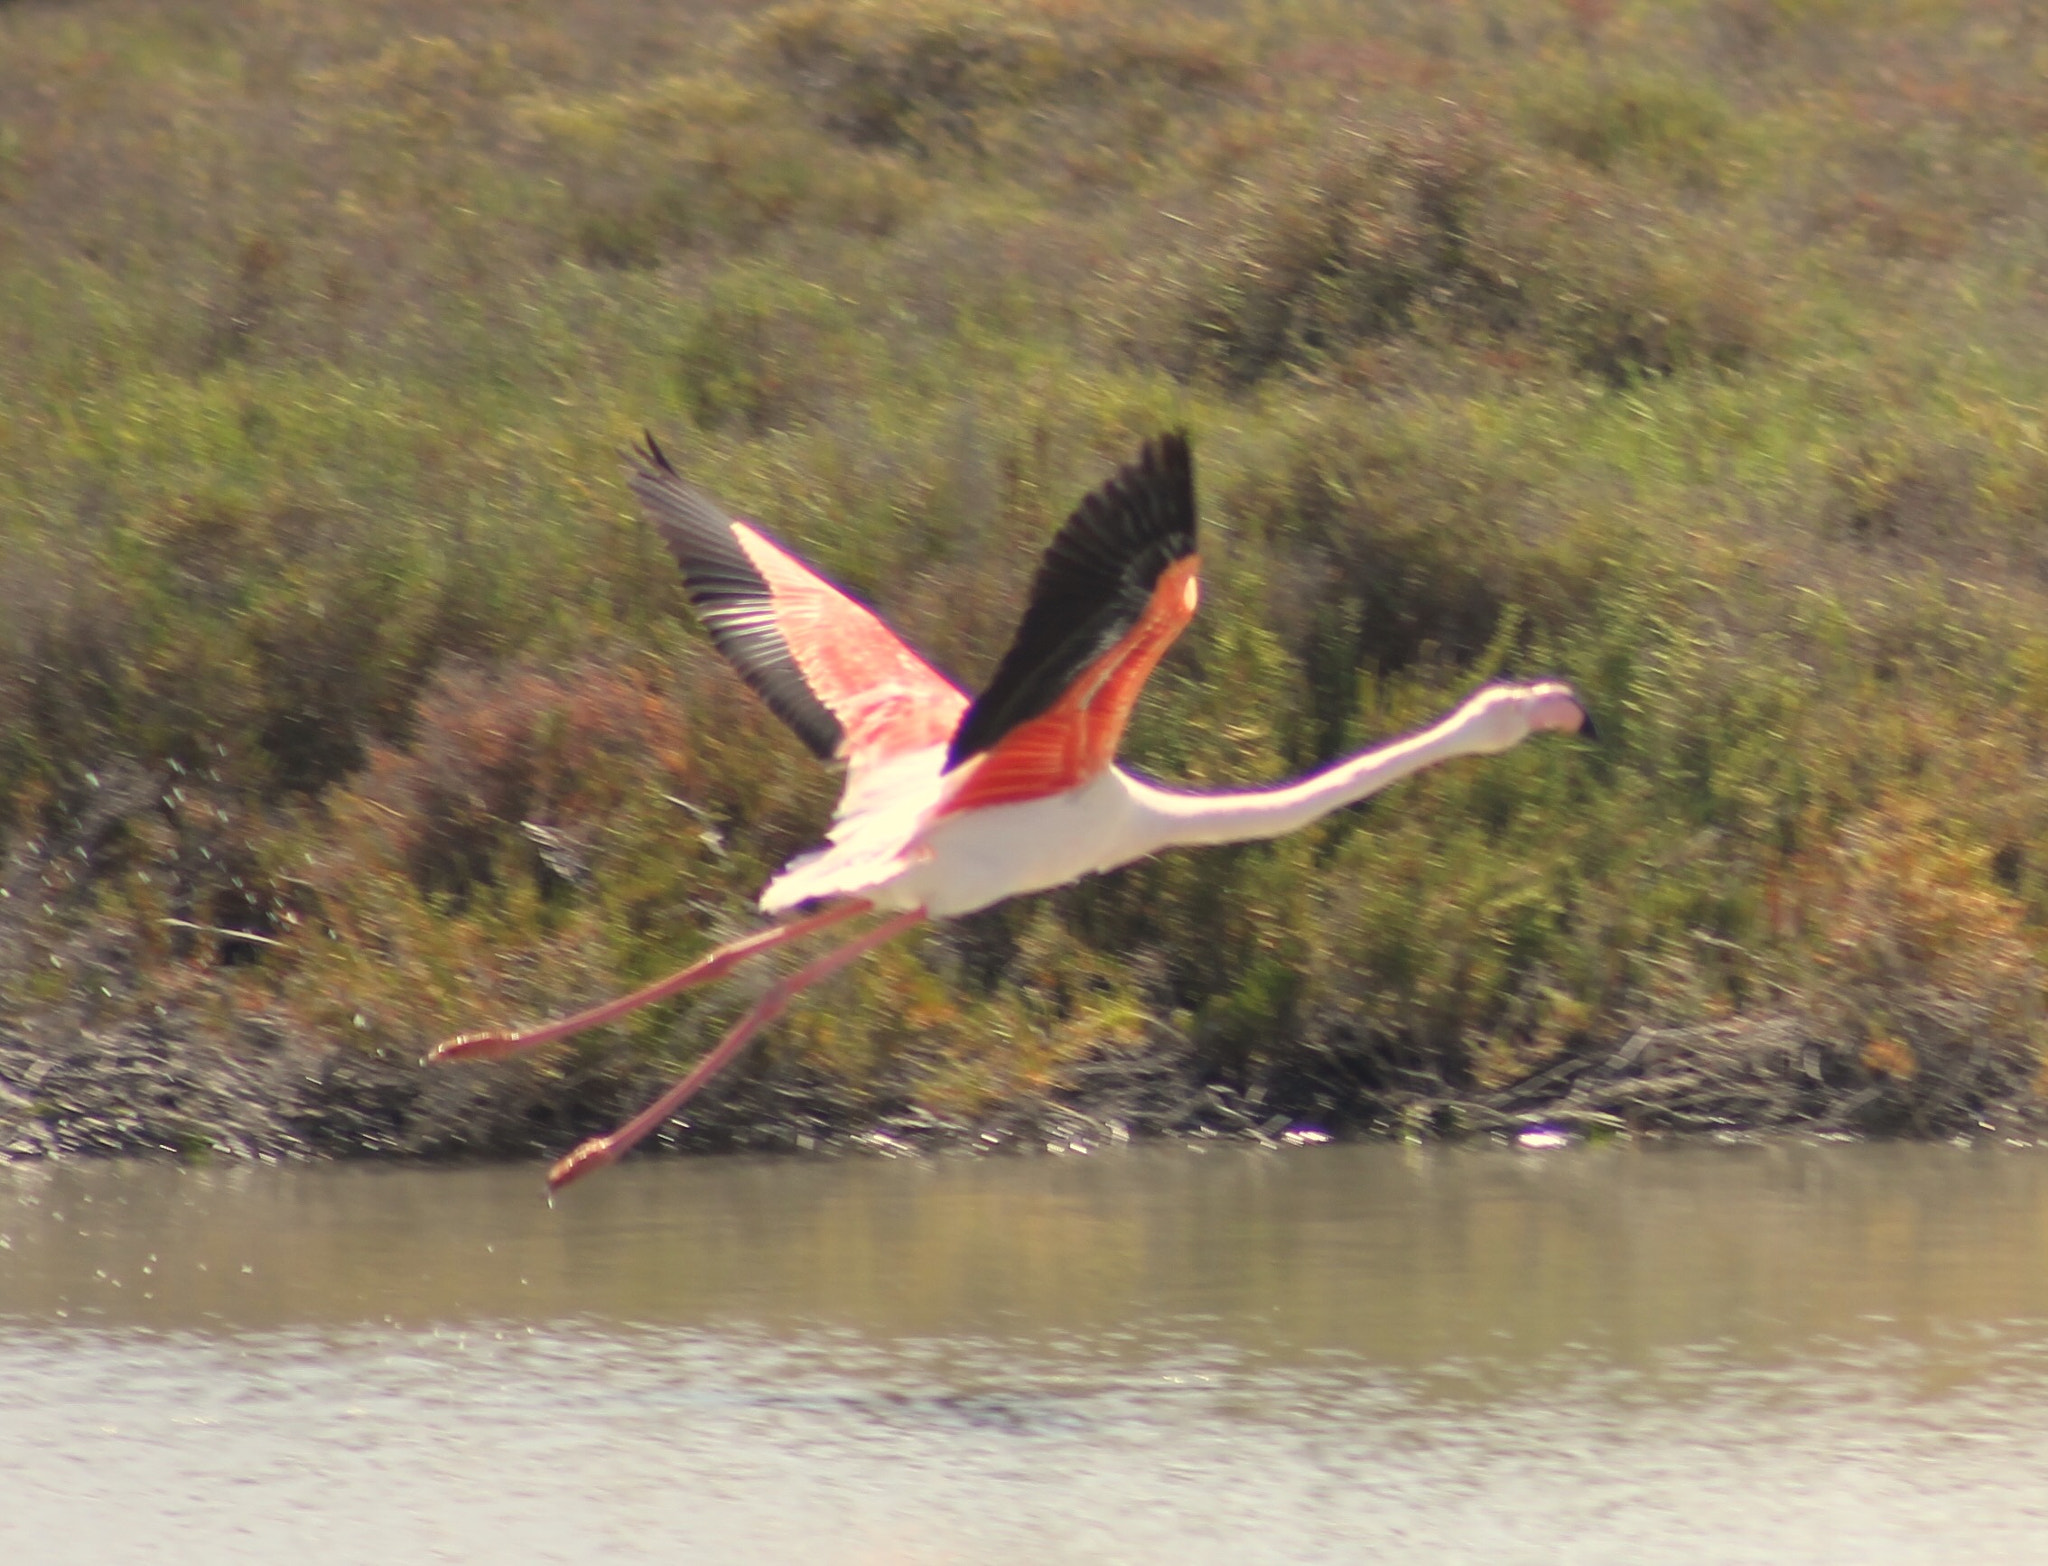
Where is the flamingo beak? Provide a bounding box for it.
[1524,683,1595,739]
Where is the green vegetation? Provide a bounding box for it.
[6,0,2048,1155]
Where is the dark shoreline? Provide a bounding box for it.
[6,1011,2039,1167]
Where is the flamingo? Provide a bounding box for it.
[429,432,1593,1188]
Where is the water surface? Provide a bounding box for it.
[4,1141,2047,1563]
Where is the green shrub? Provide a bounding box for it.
[3,0,2048,1143]
[1172,114,1765,389]
[748,0,1244,153]
[672,266,868,432]
[1519,64,1741,189]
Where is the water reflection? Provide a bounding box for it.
[7,1141,2048,1365]
[4,1142,2048,1563]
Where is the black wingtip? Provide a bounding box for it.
[1578,708,1600,742]
[629,428,674,476]
[622,430,847,764]
[944,429,1200,770]
[1139,431,1194,513]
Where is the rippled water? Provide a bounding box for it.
[4,1141,2048,1563]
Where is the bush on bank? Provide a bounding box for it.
[4,0,2048,1154]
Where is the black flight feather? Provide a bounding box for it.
[628,433,845,764]
[947,432,1196,771]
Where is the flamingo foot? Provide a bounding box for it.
[425,1031,519,1064]
[535,909,925,1191]
[547,1135,622,1191]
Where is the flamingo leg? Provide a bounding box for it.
[546,909,925,1191]
[425,899,873,1064]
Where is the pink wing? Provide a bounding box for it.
[939,433,1198,815]
[939,555,1199,815]
[629,436,967,783]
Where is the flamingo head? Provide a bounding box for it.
[1454,680,1597,754]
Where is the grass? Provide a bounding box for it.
[6,0,2048,1151]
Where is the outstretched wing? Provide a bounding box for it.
[629,435,968,781]
[939,432,1198,816]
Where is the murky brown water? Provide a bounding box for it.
[4,1140,2048,1563]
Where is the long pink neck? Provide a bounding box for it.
[1125,705,1500,853]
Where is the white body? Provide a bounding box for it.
[762,682,1586,920]
[763,747,1138,918]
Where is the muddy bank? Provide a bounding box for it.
[2,1010,2038,1166]
[0,1012,1209,1164]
